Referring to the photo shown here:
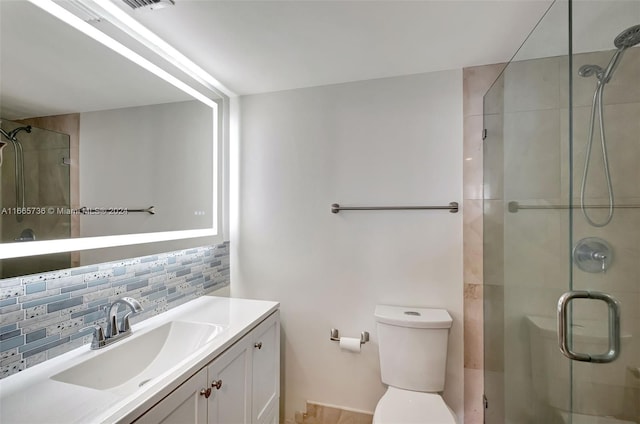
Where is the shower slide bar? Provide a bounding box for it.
[508,201,640,213]
[331,202,459,214]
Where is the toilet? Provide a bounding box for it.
[373,305,457,424]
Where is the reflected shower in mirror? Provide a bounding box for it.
[1,119,72,277]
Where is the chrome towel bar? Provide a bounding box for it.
[79,206,155,215]
[331,202,458,214]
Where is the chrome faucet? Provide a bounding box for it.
[107,297,144,337]
[88,297,144,349]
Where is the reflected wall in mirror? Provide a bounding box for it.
[0,1,221,278]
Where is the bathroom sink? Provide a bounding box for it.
[52,321,226,396]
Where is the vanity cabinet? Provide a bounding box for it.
[207,333,252,423]
[251,313,279,424]
[134,312,280,424]
[134,368,208,423]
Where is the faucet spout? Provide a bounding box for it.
[107,297,143,338]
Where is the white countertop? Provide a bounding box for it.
[0,296,279,424]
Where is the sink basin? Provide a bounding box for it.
[52,321,226,395]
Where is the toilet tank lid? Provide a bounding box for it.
[375,305,452,328]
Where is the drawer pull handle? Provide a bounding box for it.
[200,388,211,398]
[211,379,223,390]
[254,342,263,349]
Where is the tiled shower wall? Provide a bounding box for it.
[0,242,230,379]
[463,47,640,424]
[494,47,639,423]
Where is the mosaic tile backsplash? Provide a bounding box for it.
[0,242,230,379]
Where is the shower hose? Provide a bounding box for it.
[580,80,614,228]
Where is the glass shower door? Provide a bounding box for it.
[483,1,574,422]
[566,1,640,422]
[483,0,639,422]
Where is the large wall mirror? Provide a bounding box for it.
[0,1,224,278]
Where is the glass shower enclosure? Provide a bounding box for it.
[0,119,71,277]
[483,0,639,423]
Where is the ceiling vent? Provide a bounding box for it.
[121,0,175,11]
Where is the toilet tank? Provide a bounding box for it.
[375,305,452,392]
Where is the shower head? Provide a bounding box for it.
[596,24,640,83]
[7,126,31,140]
[0,125,32,142]
[614,24,640,49]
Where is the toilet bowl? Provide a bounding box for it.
[372,305,457,424]
[373,387,456,424]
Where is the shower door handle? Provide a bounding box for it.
[557,290,621,363]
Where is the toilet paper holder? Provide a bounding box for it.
[330,328,369,345]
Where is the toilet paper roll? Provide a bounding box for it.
[339,337,361,353]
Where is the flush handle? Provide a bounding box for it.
[557,290,620,363]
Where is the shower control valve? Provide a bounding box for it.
[573,237,613,274]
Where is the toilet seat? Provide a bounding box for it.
[373,387,457,424]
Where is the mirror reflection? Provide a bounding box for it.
[0,1,217,277]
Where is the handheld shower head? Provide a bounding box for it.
[581,25,640,84]
[578,24,639,227]
[578,64,604,79]
[602,24,640,82]
[614,24,640,49]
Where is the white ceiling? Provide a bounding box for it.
[6,0,636,120]
[131,0,555,96]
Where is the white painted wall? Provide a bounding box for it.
[233,70,463,422]
[79,100,214,263]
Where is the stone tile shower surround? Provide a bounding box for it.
[0,242,229,379]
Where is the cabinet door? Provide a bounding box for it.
[251,313,280,424]
[135,368,208,424]
[207,336,252,424]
